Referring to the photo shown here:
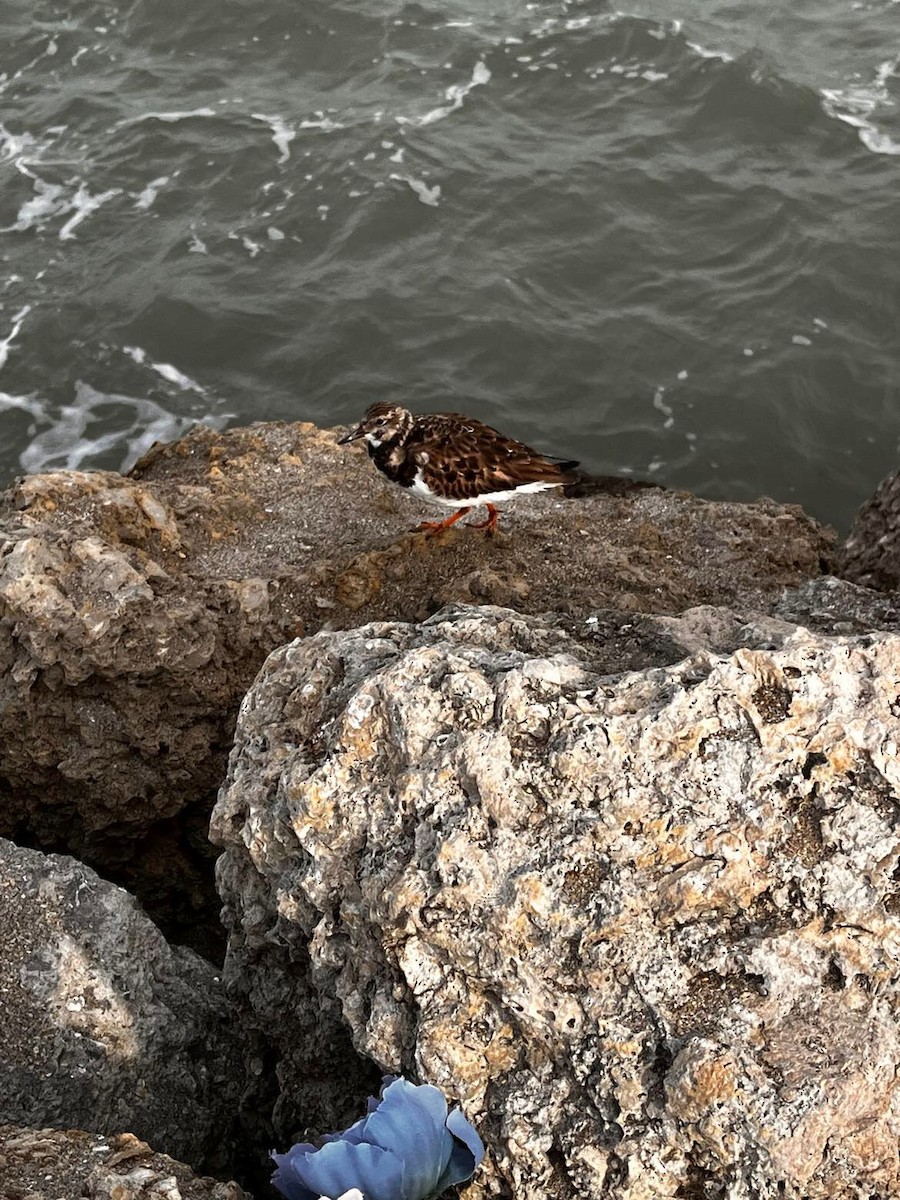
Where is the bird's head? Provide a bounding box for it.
[338,402,413,448]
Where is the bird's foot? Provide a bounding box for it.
[468,504,499,536]
[413,508,471,536]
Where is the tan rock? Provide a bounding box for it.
[0,1127,250,1200]
[212,603,900,1199]
[0,421,833,948]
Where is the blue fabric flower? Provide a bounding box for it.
[272,1077,485,1200]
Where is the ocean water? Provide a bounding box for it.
[0,0,897,530]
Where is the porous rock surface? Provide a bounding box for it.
[212,601,900,1200]
[0,422,832,941]
[0,1127,250,1200]
[840,467,900,593]
[0,839,244,1176]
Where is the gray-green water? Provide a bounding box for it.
[1,0,898,530]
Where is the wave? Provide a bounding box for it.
[0,305,31,370]
[1,381,229,476]
[821,55,900,155]
[462,10,900,158]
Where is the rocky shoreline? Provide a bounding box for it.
[1,419,899,1199]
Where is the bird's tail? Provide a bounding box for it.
[562,470,663,498]
[555,459,580,478]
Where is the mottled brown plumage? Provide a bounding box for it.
[339,402,578,533]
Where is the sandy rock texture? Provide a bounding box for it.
[0,423,832,944]
[840,468,900,593]
[212,599,900,1200]
[0,839,244,1176]
[0,1128,250,1200]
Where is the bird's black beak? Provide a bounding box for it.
[338,425,363,445]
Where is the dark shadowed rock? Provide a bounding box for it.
[0,839,245,1176]
[839,469,900,592]
[0,422,833,943]
[212,603,900,1200]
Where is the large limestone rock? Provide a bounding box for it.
[212,600,900,1200]
[840,468,900,593]
[0,839,245,1176]
[0,423,832,941]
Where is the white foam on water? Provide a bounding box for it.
[187,226,208,254]
[0,123,39,163]
[0,35,59,96]
[58,183,122,239]
[2,178,69,233]
[606,11,724,62]
[122,345,206,393]
[614,15,896,154]
[298,114,345,131]
[390,174,441,206]
[1,124,93,246]
[685,40,735,64]
[608,61,669,81]
[0,306,32,371]
[251,113,296,164]
[652,385,674,428]
[821,56,900,155]
[0,390,45,422]
[402,60,491,127]
[116,107,218,127]
[16,381,230,475]
[132,175,170,209]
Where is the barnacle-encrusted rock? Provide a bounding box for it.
[0,423,832,944]
[212,602,900,1200]
[0,839,245,1175]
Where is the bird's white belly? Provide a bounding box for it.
[409,469,562,510]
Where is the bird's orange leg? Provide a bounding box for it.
[415,507,471,535]
[469,503,499,534]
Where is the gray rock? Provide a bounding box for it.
[212,604,900,1200]
[840,468,900,592]
[0,840,245,1175]
[776,575,900,635]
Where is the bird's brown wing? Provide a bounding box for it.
[410,413,578,502]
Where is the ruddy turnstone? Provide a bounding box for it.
[338,402,579,534]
